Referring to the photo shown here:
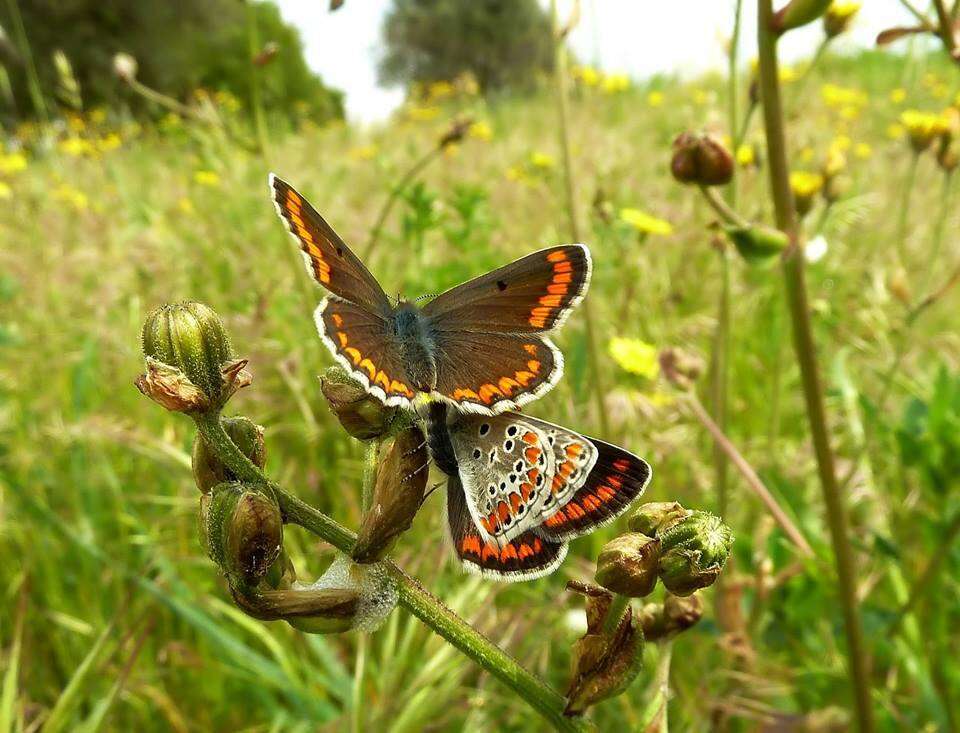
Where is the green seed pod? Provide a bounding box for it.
[202,482,283,581]
[352,426,429,563]
[320,366,401,440]
[772,0,831,34]
[658,511,734,596]
[192,416,266,493]
[725,225,789,264]
[670,131,733,187]
[627,501,689,537]
[140,302,249,412]
[595,533,661,598]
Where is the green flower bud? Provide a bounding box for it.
[352,426,430,563]
[670,132,734,186]
[595,533,661,598]
[192,416,266,493]
[139,302,250,412]
[635,593,705,641]
[564,604,643,717]
[320,366,402,440]
[201,482,282,581]
[772,0,831,34]
[627,501,689,537]
[725,225,789,264]
[658,511,733,596]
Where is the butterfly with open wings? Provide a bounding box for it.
[270,174,591,416]
[427,402,652,581]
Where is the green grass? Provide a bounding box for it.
[1,48,959,731]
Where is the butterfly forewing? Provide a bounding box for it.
[270,175,392,313]
[422,244,591,333]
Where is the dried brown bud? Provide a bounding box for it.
[671,132,734,186]
[636,593,705,641]
[438,116,474,149]
[628,501,689,537]
[201,482,282,582]
[352,426,430,563]
[658,348,704,390]
[230,581,360,626]
[595,533,661,598]
[192,416,266,493]
[320,366,400,440]
[113,52,138,83]
[136,357,210,413]
[252,41,279,67]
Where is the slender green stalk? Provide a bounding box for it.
[3,0,47,123]
[756,3,875,731]
[601,594,631,638]
[192,411,585,732]
[700,186,749,228]
[363,147,441,260]
[920,171,954,295]
[638,641,673,732]
[896,152,920,265]
[551,0,609,437]
[245,0,270,158]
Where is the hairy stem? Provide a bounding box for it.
[601,594,631,638]
[192,411,585,732]
[756,3,875,730]
[551,0,609,437]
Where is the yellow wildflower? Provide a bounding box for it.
[609,338,660,380]
[691,88,710,106]
[468,120,493,141]
[53,184,89,211]
[214,90,241,112]
[601,73,630,94]
[59,136,93,157]
[735,144,755,167]
[97,133,121,153]
[426,80,454,101]
[619,208,673,236]
[790,171,824,216]
[575,66,600,87]
[647,90,664,107]
[886,123,904,140]
[406,105,441,122]
[193,170,221,187]
[349,145,378,161]
[932,83,949,100]
[529,151,555,169]
[89,107,107,125]
[900,109,950,152]
[890,88,907,104]
[799,146,815,163]
[0,181,11,199]
[779,65,798,84]
[854,142,872,159]
[160,113,182,131]
[67,113,86,133]
[0,152,28,175]
[824,146,846,178]
[177,197,195,215]
[824,2,860,37]
[821,83,867,109]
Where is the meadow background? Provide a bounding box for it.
[1,1,959,731]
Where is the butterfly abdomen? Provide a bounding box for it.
[392,304,437,392]
[426,401,459,476]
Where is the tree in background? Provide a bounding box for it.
[378,0,554,94]
[0,0,342,124]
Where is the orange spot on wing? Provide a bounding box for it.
[345,347,361,364]
[331,313,344,327]
[613,458,631,472]
[337,332,348,347]
[545,513,564,527]
[597,485,616,501]
[462,535,482,556]
[509,493,521,512]
[553,273,573,284]
[523,344,538,356]
[359,358,376,379]
[528,317,547,328]
[554,261,573,274]
[479,383,504,404]
[539,294,563,308]
[530,307,551,319]
[565,443,584,459]
[497,502,510,522]
[547,283,569,295]
[520,482,534,500]
[524,447,541,463]
[518,543,534,559]
[522,431,538,444]
[501,543,518,561]
[608,475,623,489]
[551,475,565,493]
[375,371,390,389]
[527,360,541,373]
[559,461,575,478]
[515,370,535,386]
[286,190,302,207]
[583,494,601,511]
[296,225,314,243]
[566,502,586,519]
[481,542,498,561]
[498,376,519,395]
[547,250,568,262]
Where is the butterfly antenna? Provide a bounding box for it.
[414,292,438,303]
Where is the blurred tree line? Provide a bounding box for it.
[0,0,343,124]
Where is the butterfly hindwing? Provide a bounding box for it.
[315,297,417,408]
[430,332,562,415]
[270,175,392,313]
[422,244,591,333]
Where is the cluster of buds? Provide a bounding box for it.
[670,132,733,187]
[564,502,732,716]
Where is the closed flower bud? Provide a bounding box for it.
[139,302,250,413]
[352,426,430,563]
[635,593,705,641]
[202,482,283,581]
[789,171,824,217]
[320,366,401,440]
[252,41,279,67]
[658,348,704,390]
[564,604,643,716]
[823,2,860,38]
[772,0,831,34]
[670,132,734,186]
[726,224,789,264]
[193,416,266,493]
[658,511,733,596]
[438,116,473,149]
[113,52,138,83]
[595,533,661,598]
[628,501,689,537]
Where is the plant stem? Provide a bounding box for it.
[756,3,875,731]
[684,394,814,557]
[920,171,954,295]
[700,186,750,228]
[551,0,609,437]
[245,0,270,159]
[3,0,47,124]
[896,152,919,265]
[601,594,631,638]
[933,0,958,57]
[191,411,585,732]
[364,147,441,260]
[639,641,673,733]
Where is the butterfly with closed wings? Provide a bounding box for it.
[427,402,652,581]
[270,174,591,416]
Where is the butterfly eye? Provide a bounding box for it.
[472,448,482,459]
[479,424,490,436]
[506,425,518,436]
[503,440,514,452]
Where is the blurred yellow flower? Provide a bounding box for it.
[821,83,867,109]
[97,133,121,153]
[691,88,710,106]
[53,184,89,211]
[529,151,555,169]
[824,2,860,37]
[799,146,815,163]
[0,181,10,199]
[647,90,664,107]
[406,105,441,122]
[854,142,872,158]
[886,123,904,140]
[824,146,846,178]
[193,170,221,187]
[468,120,493,141]
[619,208,673,236]
[160,112,182,131]
[790,171,824,198]
[349,144,378,161]
[0,152,28,175]
[575,66,600,87]
[609,338,660,380]
[214,90,241,112]
[177,197,195,215]
[778,65,798,84]
[602,73,630,94]
[426,80,454,101]
[89,107,107,125]
[59,136,93,157]
[900,109,950,151]
[832,134,852,151]
[932,83,950,100]
[67,114,86,133]
[735,144,755,167]
[890,88,907,104]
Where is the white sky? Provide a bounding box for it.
[273,0,919,123]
